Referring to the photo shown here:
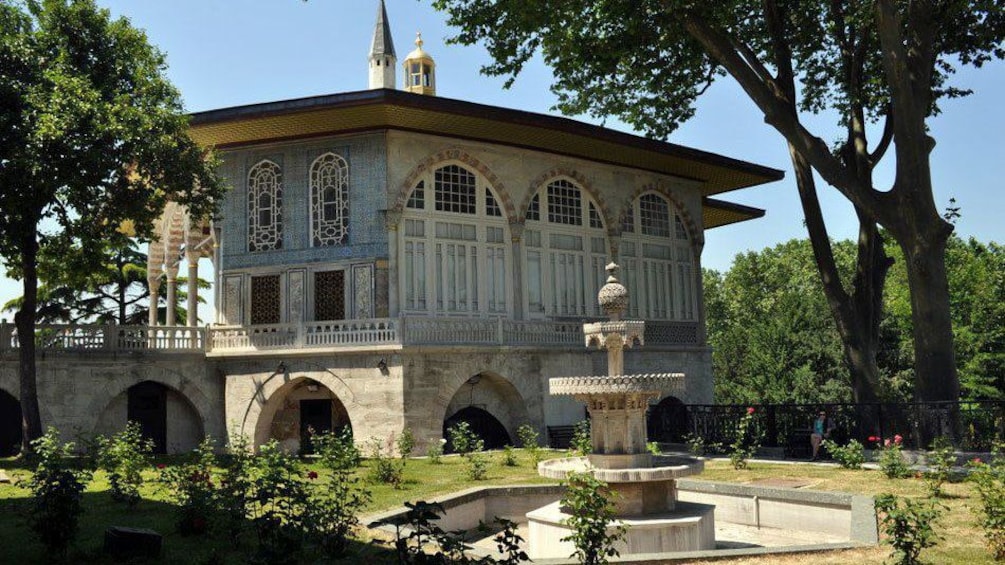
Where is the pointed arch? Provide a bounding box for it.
[247,159,283,252]
[391,148,515,225]
[310,152,350,247]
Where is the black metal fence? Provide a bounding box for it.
[648,401,1005,455]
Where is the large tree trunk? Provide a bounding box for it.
[16,235,43,454]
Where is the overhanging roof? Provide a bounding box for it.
[189,89,782,225]
[703,198,766,229]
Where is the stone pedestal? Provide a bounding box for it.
[527,500,716,559]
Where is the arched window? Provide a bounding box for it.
[401,164,509,315]
[620,193,696,320]
[310,153,349,247]
[248,160,282,252]
[523,178,607,318]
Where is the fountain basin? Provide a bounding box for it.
[537,455,703,482]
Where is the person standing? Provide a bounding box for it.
[810,411,834,461]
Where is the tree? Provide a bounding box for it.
[431,0,1005,407]
[2,234,207,326]
[0,0,223,451]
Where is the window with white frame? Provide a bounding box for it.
[310,153,349,247]
[248,160,283,252]
[524,179,607,318]
[620,193,696,320]
[400,164,509,315]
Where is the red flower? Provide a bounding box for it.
[156,463,166,470]
[746,407,755,415]
[884,439,892,447]
[868,436,879,443]
[307,471,319,480]
[972,457,983,465]
[893,434,903,445]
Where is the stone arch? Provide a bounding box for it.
[520,167,614,228]
[93,379,206,454]
[390,148,516,224]
[616,182,703,248]
[647,395,689,443]
[436,370,530,450]
[0,387,21,457]
[85,367,215,447]
[251,376,354,453]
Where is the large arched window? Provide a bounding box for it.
[310,153,349,247]
[620,193,696,320]
[400,164,509,315]
[248,160,283,252]
[523,178,607,318]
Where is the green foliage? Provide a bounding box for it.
[23,428,93,557]
[877,436,911,479]
[426,438,445,464]
[875,493,944,565]
[570,420,592,456]
[397,427,415,460]
[366,436,404,488]
[685,432,718,457]
[822,439,865,470]
[447,421,481,455]
[968,442,1005,559]
[646,441,661,456]
[248,441,309,563]
[560,472,626,565]
[923,437,957,498]
[516,423,541,465]
[303,462,371,559]
[158,438,217,535]
[466,450,489,481]
[312,427,360,473]
[729,408,761,470]
[216,435,254,545]
[95,421,153,506]
[502,445,518,467]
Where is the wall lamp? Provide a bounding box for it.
[377,358,389,375]
[277,361,287,374]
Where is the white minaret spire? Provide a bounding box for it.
[368,0,396,89]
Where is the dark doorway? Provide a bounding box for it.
[647,396,688,443]
[0,390,21,457]
[443,406,511,452]
[300,399,333,455]
[128,381,168,454]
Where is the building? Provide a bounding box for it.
[0,1,781,456]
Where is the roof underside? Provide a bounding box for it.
[189,89,780,228]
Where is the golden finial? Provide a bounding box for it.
[415,32,424,49]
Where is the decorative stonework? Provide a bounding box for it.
[223,276,243,325]
[521,168,610,227]
[353,264,374,319]
[392,149,515,223]
[617,183,702,247]
[597,263,629,319]
[550,374,684,397]
[288,270,305,323]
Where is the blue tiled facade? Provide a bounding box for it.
[218,133,389,271]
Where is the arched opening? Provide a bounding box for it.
[255,378,352,454]
[441,372,527,451]
[444,406,511,452]
[647,395,689,443]
[0,389,22,457]
[95,380,205,454]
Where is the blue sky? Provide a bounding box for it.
[1,0,1002,321]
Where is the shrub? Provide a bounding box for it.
[397,427,415,460]
[367,436,404,488]
[313,427,361,472]
[427,438,445,464]
[303,464,371,559]
[729,407,761,470]
[923,436,956,498]
[570,419,592,455]
[466,450,489,481]
[822,439,865,470]
[968,442,1005,559]
[249,441,309,563]
[875,493,943,565]
[516,423,541,465]
[502,445,518,466]
[158,438,218,535]
[95,421,154,507]
[646,441,661,455]
[877,435,911,479]
[217,435,254,545]
[560,471,626,565]
[447,421,480,455]
[24,428,93,558]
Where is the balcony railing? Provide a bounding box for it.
[0,318,701,354]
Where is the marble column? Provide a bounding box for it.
[186,252,199,327]
[509,221,525,320]
[147,276,161,327]
[165,265,179,327]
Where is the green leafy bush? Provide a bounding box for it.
[249,441,309,563]
[875,493,943,565]
[570,420,592,455]
[217,435,254,544]
[876,435,911,478]
[303,463,371,559]
[560,472,626,565]
[367,436,404,488]
[729,407,761,470]
[95,421,153,507]
[426,438,445,464]
[397,427,415,460]
[158,438,218,535]
[313,427,361,472]
[517,423,541,465]
[923,436,956,498]
[24,428,93,558]
[447,421,480,455]
[821,438,865,470]
[968,442,1005,560]
[502,445,518,466]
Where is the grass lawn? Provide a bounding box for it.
[0,453,996,564]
